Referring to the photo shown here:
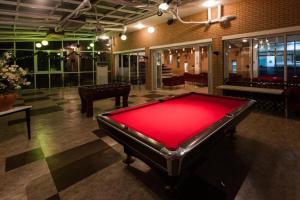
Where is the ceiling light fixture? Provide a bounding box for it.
[159,3,169,11]
[98,35,109,40]
[135,23,146,29]
[41,40,48,46]
[242,39,248,43]
[202,0,221,8]
[36,43,42,48]
[147,26,155,33]
[121,34,127,41]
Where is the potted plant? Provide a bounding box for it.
[0,52,30,112]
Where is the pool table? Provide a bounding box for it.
[97,92,255,185]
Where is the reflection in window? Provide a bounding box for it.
[50,74,63,87]
[64,73,78,86]
[25,74,34,89]
[130,54,138,84]
[63,41,78,50]
[231,60,237,73]
[16,51,34,73]
[64,51,78,72]
[50,52,62,71]
[16,42,34,49]
[36,74,49,88]
[80,73,93,85]
[79,41,93,51]
[39,41,62,50]
[79,52,93,71]
[0,42,14,49]
[122,55,129,82]
[224,39,251,84]
[287,35,300,84]
[37,51,49,71]
[254,36,284,81]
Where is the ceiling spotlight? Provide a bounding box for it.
[202,0,221,8]
[242,39,248,43]
[159,3,169,11]
[36,43,42,48]
[89,43,94,47]
[98,35,109,40]
[121,34,127,41]
[41,40,48,46]
[135,23,146,29]
[147,26,155,33]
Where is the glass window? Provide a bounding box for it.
[130,54,138,85]
[16,51,34,73]
[36,74,49,88]
[16,42,34,49]
[50,52,62,71]
[231,60,237,73]
[139,52,146,84]
[95,40,110,51]
[79,40,94,51]
[40,41,62,50]
[64,73,78,86]
[287,35,300,84]
[37,51,49,71]
[122,54,129,82]
[224,39,251,85]
[0,42,13,49]
[253,36,284,83]
[50,74,63,87]
[63,51,78,72]
[25,74,35,89]
[63,41,78,50]
[80,72,93,85]
[79,52,93,71]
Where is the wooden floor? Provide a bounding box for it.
[0,85,299,200]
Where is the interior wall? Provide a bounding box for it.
[113,0,300,92]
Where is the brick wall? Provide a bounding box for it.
[113,0,300,92]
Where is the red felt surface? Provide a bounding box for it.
[109,93,247,150]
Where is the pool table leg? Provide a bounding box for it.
[123,154,135,165]
[115,96,121,107]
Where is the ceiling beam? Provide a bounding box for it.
[0,9,61,20]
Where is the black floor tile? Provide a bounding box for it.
[92,129,107,138]
[14,103,26,107]
[143,94,165,98]
[8,106,63,125]
[47,194,60,200]
[31,106,63,115]
[46,94,59,97]
[46,140,110,171]
[47,141,121,191]
[52,98,65,101]
[7,118,26,125]
[24,96,49,103]
[5,148,45,171]
[56,101,69,106]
